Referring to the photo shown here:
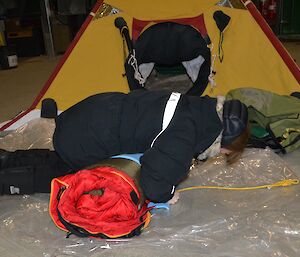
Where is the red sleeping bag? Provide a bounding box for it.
[49,166,151,238]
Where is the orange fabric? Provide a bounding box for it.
[49,166,150,238]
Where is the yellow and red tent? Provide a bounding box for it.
[1,0,299,130]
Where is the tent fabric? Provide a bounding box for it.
[1,0,299,131]
[131,14,209,42]
[105,0,220,20]
[202,6,299,96]
[38,3,299,110]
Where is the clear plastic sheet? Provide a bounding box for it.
[1,148,300,257]
[0,118,55,151]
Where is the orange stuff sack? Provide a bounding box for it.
[49,166,151,238]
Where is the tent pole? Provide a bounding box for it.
[40,0,56,59]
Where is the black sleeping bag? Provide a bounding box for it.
[53,90,222,202]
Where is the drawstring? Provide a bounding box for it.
[178,179,299,192]
[208,43,217,93]
[127,50,145,86]
[122,37,127,65]
[218,31,224,63]
[122,38,145,86]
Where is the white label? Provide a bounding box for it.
[8,55,18,67]
[10,186,20,194]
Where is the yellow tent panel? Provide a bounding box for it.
[42,14,132,110]
[39,1,299,111]
[1,0,299,130]
[203,6,299,96]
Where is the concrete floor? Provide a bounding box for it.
[283,41,300,65]
[0,56,60,123]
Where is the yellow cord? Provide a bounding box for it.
[177,179,299,193]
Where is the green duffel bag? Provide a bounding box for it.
[226,88,300,153]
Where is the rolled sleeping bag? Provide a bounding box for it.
[49,154,151,239]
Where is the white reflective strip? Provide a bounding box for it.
[151,92,181,147]
[171,186,175,194]
[150,130,164,148]
[162,92,181,130]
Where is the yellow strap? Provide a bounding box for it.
[177,179,299,192]
[282,128,300,139]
